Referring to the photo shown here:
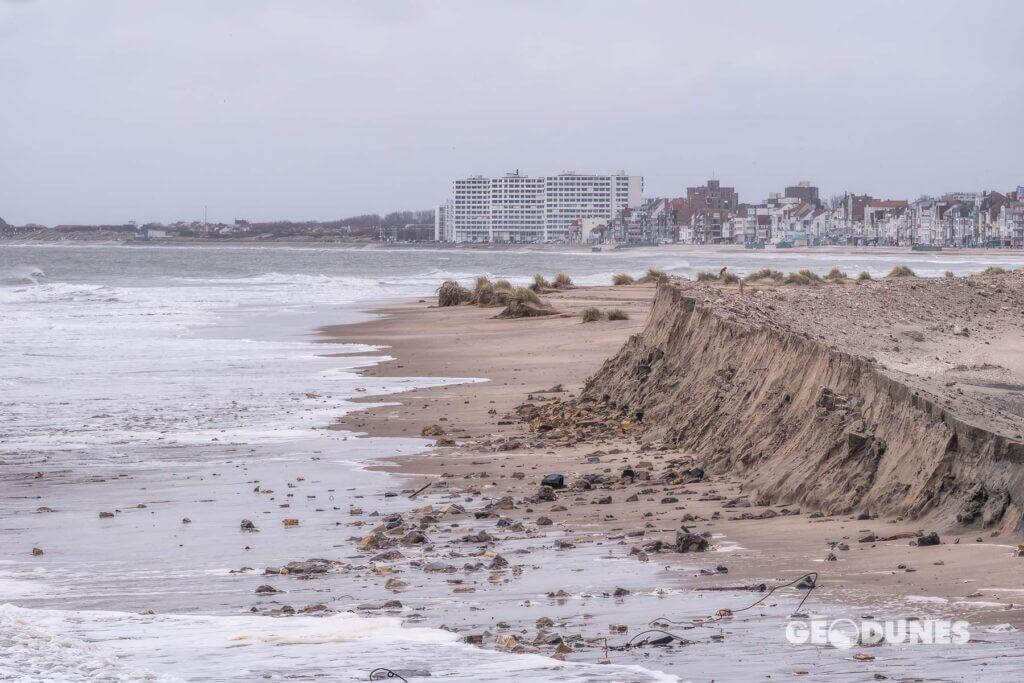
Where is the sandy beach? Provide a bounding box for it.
[317,272,1024,676]
[8,245,1024,681]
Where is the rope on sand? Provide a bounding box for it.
[629,572,819,647]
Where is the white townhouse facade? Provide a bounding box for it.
[438,170,643,243]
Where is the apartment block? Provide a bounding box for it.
[442,170,643,243]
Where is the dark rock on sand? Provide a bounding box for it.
[357,600,402,610]
[541,474,565,489]
[282,559,332,575]
[675,531,709,553]
[400,530,429,546]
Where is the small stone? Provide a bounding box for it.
[421,424,445,437]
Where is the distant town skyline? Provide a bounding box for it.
[1,0,1022,225]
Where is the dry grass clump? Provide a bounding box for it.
[695,271,718,282]
[743,268,783,282]
[857,271,872,281]
[825,267,848,281]
[784,270,823,285]
[494,279,512,291]
[581,307,603,323]
[510,286,541,305]
[721,271,739,284]
[551,272,573,288]
[437,280,472,307]
[531,273,551,291]
[612,273,635,286]
[982,266,1006,275]
[473,276,496,305]
[944,271,955,278]
[497,286,554,318]
[638,268,669,284]
[887,265,916,277]
[606,308,629,320]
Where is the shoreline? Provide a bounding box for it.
[5,237,1024,257]
[313,279,1024,674]
[321,286,1024,622]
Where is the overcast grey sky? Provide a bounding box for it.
[1,0,1021,225]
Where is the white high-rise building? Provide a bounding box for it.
[442,170,643,243]
[544,171,643,241]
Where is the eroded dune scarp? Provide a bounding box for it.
[549,274,1024,528]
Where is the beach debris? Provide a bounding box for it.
[795,575,816,589]
[421,424,446,437]
[182,517,191,524]
[408,482,432,499]
[537,485,557,502]
[282,518,299,526]
[675,531,709,553]
[495,634,519,651]
[536,516,553,526]
[254,584,282,594]
[99,511,115,518]
[915,531,940,546]
[541,473,565,489]
[356,532,392,551]
[240,519,258,531]
[31,547,44,556]
[489,554,509,569]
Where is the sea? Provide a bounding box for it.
[3,243,1024,682]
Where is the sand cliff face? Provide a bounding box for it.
[578,279,1024,530]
